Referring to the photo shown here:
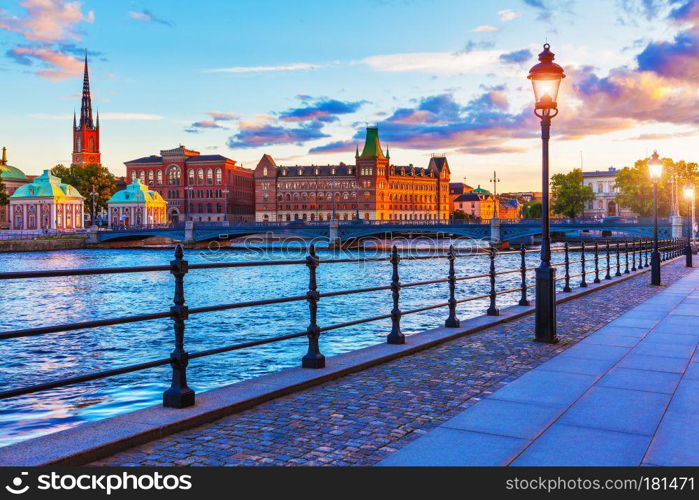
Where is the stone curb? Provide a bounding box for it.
[0,257,683,466]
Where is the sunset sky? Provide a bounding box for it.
[1,0,697,191]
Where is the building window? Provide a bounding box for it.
[166,165,181,185]
[197,169,204,184]
[206,169,213,185]
[157,170,163,185]
[215,168,222,185]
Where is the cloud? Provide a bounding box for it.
[522,0,547,8]
[499,48,533,64]
[498,9,523,21]
[205,62,324,74]
[207,110,240,121]
[623,130,698,141]
[0,0,94,42]
[278,97,367,123]
[128,9,172,27]
[185,110,241,132]
[361,50,503,76]
[8,45,82,80]
[308,140,356,154]
[30,112,163,120]
[227,118,329,148]
[472,25,499,32]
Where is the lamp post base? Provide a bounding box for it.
[651,251,661,286]
[687,241,693,268]
[535,265,558,344]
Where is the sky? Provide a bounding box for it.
[0,0,697,192]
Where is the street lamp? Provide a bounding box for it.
[90,185,98,227]
[648,150,662,285]
[184,185,193,222]
[684,184,694,267]
[222,188,229,223]
[528,43,565,344]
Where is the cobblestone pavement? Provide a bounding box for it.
[94,261,691,466]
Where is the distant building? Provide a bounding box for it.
[9,170,84,231]
[72,54,101,167]
[453,185,520,221]
[124,146,254,223]
[254,127,451,222]
[504,191,543,204]
[0,147,30,228]
[449,182,473,214]
[582,167,635,218]
[107,179,168,228]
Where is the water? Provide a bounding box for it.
[0,243,622,447]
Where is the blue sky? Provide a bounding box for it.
[1,0,697,191]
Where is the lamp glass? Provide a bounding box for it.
[531,75,562,107]
[648,160,663,181]
[685,185,695,200]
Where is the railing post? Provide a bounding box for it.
[593,242,601,283]
[519,244,531,305]
[445,245,461,327]
[163,244,195,408]
[624,241,630,274]
[644,239,649,268]
[631,238,637,271]
[687,235,694,268]
[302,244,325,368]
[387,245,405,344]
[487,246,499,316]
[615,241,622,277]
[605,241,612,280]
[580,241,588,288]
[563,241,572,292]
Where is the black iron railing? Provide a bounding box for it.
[0,237,684,408]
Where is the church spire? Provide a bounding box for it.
[79,50,94,129]
[1,146,6,166]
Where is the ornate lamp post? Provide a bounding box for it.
[222,188,229,223]
[684,184,694,267]
[528,43,565,343]
[90,185,98,227]
[648,151,663,285]
[184,185,194,222]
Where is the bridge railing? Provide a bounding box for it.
[0,237,686,408]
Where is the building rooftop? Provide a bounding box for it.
[11,170,83,200]
[0,147,29,182]
[107,179,166,204]
[582,167,618,178]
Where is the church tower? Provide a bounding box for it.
[72,52,101,167]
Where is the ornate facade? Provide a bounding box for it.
[107,179,167,227]
[9,170,83,231]
[124,146,254,223]
[72,54,101,167]
[254,127,451,222]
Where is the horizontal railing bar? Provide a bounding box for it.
[188,294,308,315]
[188,331,308,360]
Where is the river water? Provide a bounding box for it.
[0,242,617,447]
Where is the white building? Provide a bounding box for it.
[107,178,168,228]
[582,167,636,218]
[9,170,84,232]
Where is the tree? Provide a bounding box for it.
[522,200,542,219]
[51,163,117,218]
[551,168,595,219]
[0,173,8,207]
[452,209,467,220]
[614,156,698,217]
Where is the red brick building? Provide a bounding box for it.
[254,127,451,222]
[72,54,101,167]
[124,146,254,223]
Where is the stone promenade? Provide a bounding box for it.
[381,266,699,466]
[94,260,692,466]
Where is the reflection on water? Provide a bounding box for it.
[0,243,595,447]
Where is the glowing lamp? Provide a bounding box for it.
[648,150,663,181]
[528,44,566,113]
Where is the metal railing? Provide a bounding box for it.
[0,237,686,408]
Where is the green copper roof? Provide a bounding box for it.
[359,127,386,159]
[472,185,490,195]
[0,147,29,182]
[108,178,166,204]
[11,170,83,199]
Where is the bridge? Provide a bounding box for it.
[92,218,679,244]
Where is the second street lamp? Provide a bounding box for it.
[528,43,565,344]
[648,151,663,285]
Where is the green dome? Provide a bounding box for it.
[11,170,83,199]
[108,178,166,204]
[473,184,490,195]
[0,147,29,182]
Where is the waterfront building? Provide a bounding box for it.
[9,170,83,231]
[452,186,520,221]
[254,127,451,222]
[449,182,473,215]
[124,146,254,223]
[0,147,30,228]
[107,179,168,228]
[72,54,101,167]
[582,167,635,218]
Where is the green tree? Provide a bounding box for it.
[51,163,117,219]
[0,173,8,207]
[452,209,467,220]
[614,156,698,217]
[551,168,595,219]
[522,200,542,219]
